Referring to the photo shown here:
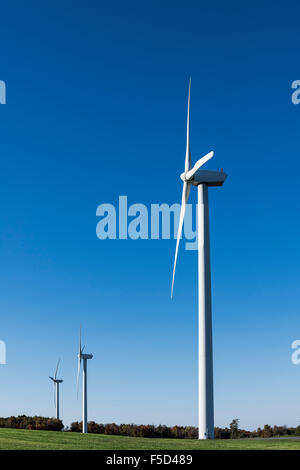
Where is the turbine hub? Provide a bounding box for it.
[180,172,188,182]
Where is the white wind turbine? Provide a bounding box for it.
[49,359,63,420]
[77,327,93,434]
[171,79,227,439]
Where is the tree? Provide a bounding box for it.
[295,425,300,436]
[262,424,273,438]
[70,421,81,432]
[230,419,240,439]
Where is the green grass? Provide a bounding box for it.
[0,428,300,449]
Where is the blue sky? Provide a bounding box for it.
[1,0,300,430]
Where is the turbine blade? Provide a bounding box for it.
[171,181,191,298]
[49,376,54,382]
[185,78,192,172]
[79,326,82,357]
[54,383,56,408]
[76,359,81,398]
[54,358,60,380]
[76,327,81,398]
[76,354,81,398]
[185,151,214,180]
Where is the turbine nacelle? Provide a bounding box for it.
[189,169,227,187]
[49,376,63,383]
[80,353,93,360]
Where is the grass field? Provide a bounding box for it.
[0,428,300,449]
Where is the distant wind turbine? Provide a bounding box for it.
[77,327,93,434]
[49,359,63,420]
[171,79,227,439]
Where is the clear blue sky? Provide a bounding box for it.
[1,1,300,430]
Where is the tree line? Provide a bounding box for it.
[0,415,63,432]
[2,416,300,438]
[70,421,199,438]
[216,419,300,439]
[70,420,300,439]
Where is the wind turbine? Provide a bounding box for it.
[171,79,227,439]
[77,327,93,434]
[49,359,63,420]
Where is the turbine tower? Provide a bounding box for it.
[171,79,227,439]
[49,359,63,420]
[77,327,93,434]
